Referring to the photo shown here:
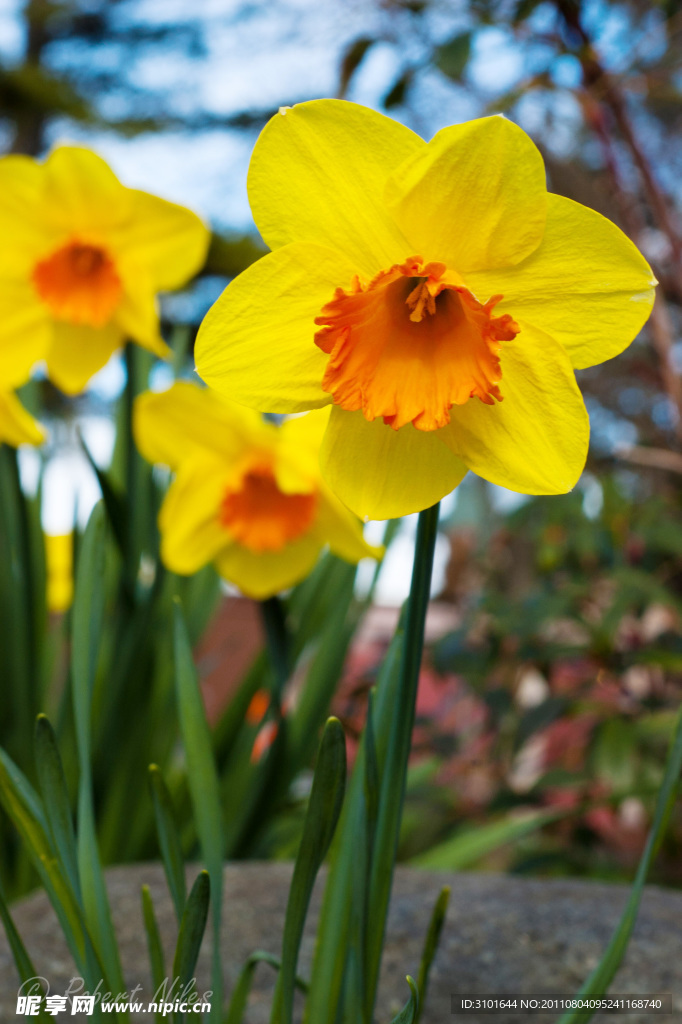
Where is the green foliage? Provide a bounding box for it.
[434,32,472,81]
[408,476,682,881]
[558,704,682,1024]
[415,888,449,1024]
[148,766,187,923]
[1,498,681,1023]
[271,718,346,1024]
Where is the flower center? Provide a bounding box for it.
[314,255,520,432]
[32,240,122,328]
[219,461,317,553]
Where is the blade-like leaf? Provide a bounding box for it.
[72,502,126,996]
[141,885,166,1024]
[78,430,127,555]
[174,599,224,1020]
[409,810,566,871]
[365,505,440,1015]
[0,747,100,983]
[172,871,210,1007]
[149,765,186,922]
[34,715,80,900]
[271,718,347,1024]
[0,873,43,989]
[224,952,309,1024]
[559,705,682,1024]
[390,977,419,1024]
[303,632,404,1023]
[414,888,449,1024]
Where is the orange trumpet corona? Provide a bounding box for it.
[219,460,317,553]
[314,256,520,432]
[32,239,122,328]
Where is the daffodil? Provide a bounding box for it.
[0,147,210,395]
[134,382,381,599]
[0,391,45,447]
[195,100,656,520]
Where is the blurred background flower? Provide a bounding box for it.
[134,383,381,597]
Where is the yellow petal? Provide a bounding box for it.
[466,194,656,369]
[0,155,51,274]
[43,147,132,232]
[314,487,384,564]
[215,533,322,599]
[0,391,45,447]
[274,408,331,494]
[45,533,73,613]
[112,190,210,291]
[45,321,123,395]
[134,382,268,471]
[441,321,589,494]
[159,456,231,575]
[247,99,423,275]
[385,116,547,273]
[320,407,468,520]
[196,242,355,412]
[113,286,168,358]
[0,281,50,388]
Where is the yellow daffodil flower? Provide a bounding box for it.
[0,146,210,395]
[134,382,382,599]
[0,391,45,447]
[195,100,656,520]
[45,533,74,613]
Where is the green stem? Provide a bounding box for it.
[260,596,290,707]
[123,343,152,597]
[365,502,440,1016]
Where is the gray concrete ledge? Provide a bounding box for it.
[0,863,680,1022]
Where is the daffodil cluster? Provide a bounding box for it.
[196,100,656,520]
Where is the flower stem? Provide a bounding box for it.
[365,501,440,1015]
[260,595,290,709]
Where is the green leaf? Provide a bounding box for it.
[415,888,449,1024]
[0,872,43,988]
[365,505,440,1016]
[271,718,347,1024]
[72,503,126,997]
[339,36,375,97]
[260,596,290,701]
[148,765,187,923]
[78,431,127,556]
[0,446,40,760]
[121,344,155,589]
[284,576,357,779]
[409,809,566,871]
[435,32,471,81]
[141,885,166,1024]
[558,705,682,1024]
[0,747,96,981]
[224,952,309,1024]
[173,599,224,1020]
[592,719,638,794]
[384,69,413,109]
[204,232,267,279]
[71,502,106,721]
[34,715,80,900]
[303,631,404,1024]
[390,977,420,1023]
[172,870,210,1012]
